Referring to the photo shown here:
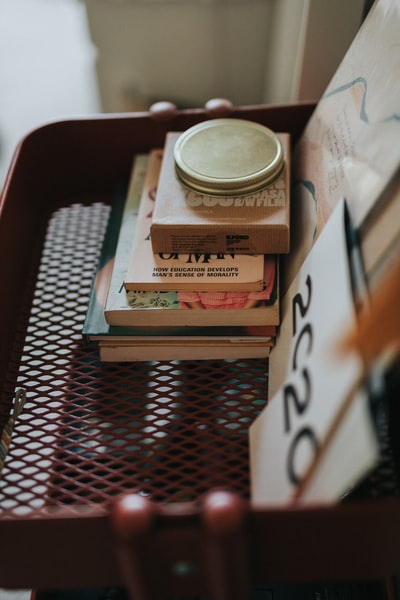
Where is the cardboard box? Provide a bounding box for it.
[150,132,291,254]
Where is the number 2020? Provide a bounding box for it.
[283,274,319,485]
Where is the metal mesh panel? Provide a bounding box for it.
[1,199,399,519]
[0,201,268,516]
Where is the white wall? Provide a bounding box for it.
[265,0,366,103]
[82,0,366,112]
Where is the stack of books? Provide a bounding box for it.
[83,128,291,361]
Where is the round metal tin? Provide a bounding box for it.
[173,118,284,196]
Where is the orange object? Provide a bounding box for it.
[340,256,400,367]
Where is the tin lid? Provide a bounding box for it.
[173,118,284,196]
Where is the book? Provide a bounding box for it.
[149,131,291,255]
[104,151,280,328]
[99,338,273,362]
[125,149,266,292]
[83,254,276,344]
[358,163,400,291]
[287,0,400,291]
[82,153,149,342]
[250,199,379,505]
[84,256,276,344]
[105,258,279,327]
[85,244,276,356]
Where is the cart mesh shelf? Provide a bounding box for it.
[1,103,400,597]
[1,197,270,515]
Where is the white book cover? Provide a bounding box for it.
[250,199,379,505]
